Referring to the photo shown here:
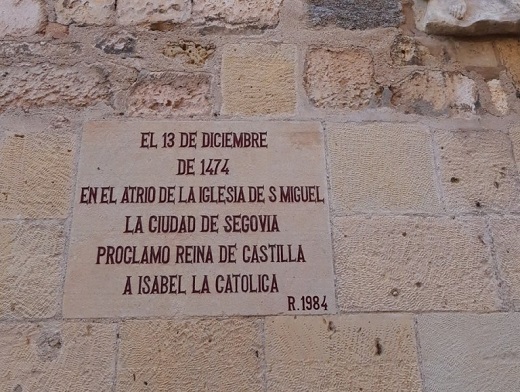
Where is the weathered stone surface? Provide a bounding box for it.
[0,0,46,38]
[117,0,191,25]
[327,123,441,214]
[391,70,477,115]
[0,131,76,219]
[334,216,498,312]
[0,42,80,66]
[308,0,403,29]
[265,315,421,391]
[415,0,520,35]
[95,31,136,55]
[305,47,379,110]
[192,0,282,28]
[127,72,211,116]
[510,126,520,172]
[417,313,520,391]
[221,44,296,115]
[390,35,435,66]
[163,40,215,65]
[496,39,520,87]
[489,217,520,309]
[0,222,64,319]
[0,322,117,391]
[487,79,508,115]
[0,65,110,110]
[435,130,520,212]
[116,319,263,391]
[450,41,498,67]
[45,23,69,39]
[55,0,114,26]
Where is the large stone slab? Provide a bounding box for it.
[116,318,263,391]
[417,313,520,391]
[0,322,117,392]
[63,121,335,318]
[414,0,520,35]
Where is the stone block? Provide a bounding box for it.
[116,319,263,391]
[0,64,110,111]
[391,70,477,115]
[0,322,117,392]
[117,0,191,25]
[435,130,520,212]
[192,0,282,28]
[327,122,441,214]
[308,0,403,29]
[510,126,520,172]
[0,131,76,219]
[305,47,378,110]
[496,39,520,87]
[333,216,498,312]
[265,314,421,391]
[0,0,46,38]
[55,0,114,26]
[95,31,136,55]
[390,35,435,66]
[162,40,215,65]
[221,44,296,115]
[450,41,498,67]
[417,313,520,392]
[127,72,211,116]
[0,222,64,319]
[489,217,520,309]
[487,79,508,115]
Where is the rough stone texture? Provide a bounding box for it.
[0,64,110,110]
[487,79,508,115]
[489,217,520,309]
[308,0,403,29]
[391,71,477,115]
[0,42,80,66]
[327,123,441,214]
[417,313,520,391]
[127,72,211,116]
[333,216,498,312]
[265,314,421,391]
[0,322,117,391]
[390,35,435,66]
[305,47,379,110]
[0,222,64,319]
[435,130,520,212]
[116,319,264,391]
[95,31,136,55]
[163,40,215,65]
[450,41,498,67]
[0,131,76,219]
[415,0,520,35]
[221,44,296,115]
[496,39,520,88]
[192,0,282,28]
[0,0,46,38]
[117,0,191,25]
[45,23,69,39]
[55,0,114,26]
[510,126,520,172]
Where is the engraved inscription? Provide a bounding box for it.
[63,121,336,317]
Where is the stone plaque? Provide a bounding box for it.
[63,121,336,317]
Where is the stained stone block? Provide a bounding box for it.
[327,122,441,214]
[0,322,117,392]
[435,130,520,212]
[265,314,422,391]
[0,130,76,219]
[334,216,499,312]
[116,319,264,391]
[417,313,520,391]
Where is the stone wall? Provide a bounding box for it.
[2,0,520,390]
